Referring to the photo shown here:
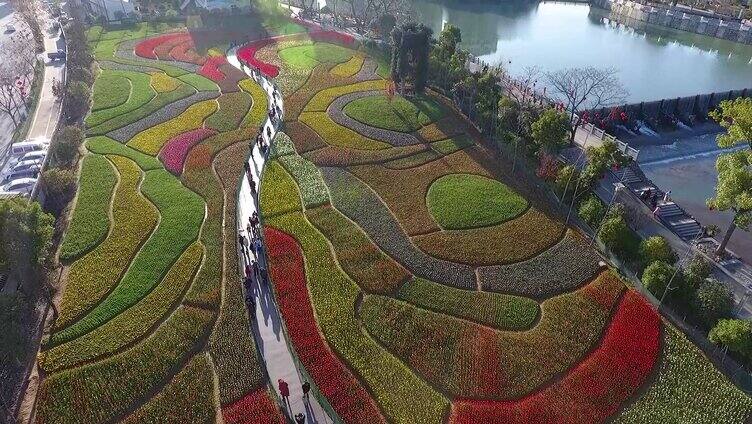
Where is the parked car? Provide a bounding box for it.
[47,49,66,61]
[12,159,44,173]
[10,140,49,156]
[2,178,37,195]
[3,169,39,183]
[10,150,47,166]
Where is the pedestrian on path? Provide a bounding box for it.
[249,178,256,196]
[295,413,306,424]
[252,260,260,281]
[279,379,291,410]
[664,190,672,202]
[302,381,310,402]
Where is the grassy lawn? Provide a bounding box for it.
[278,43,354,70]
[427,173,528,230]
[343,94,446,132]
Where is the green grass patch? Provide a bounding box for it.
[91,71,130,112]
[205,92,252,133]
[127,99,218,155]
[42,242,203,372]
[238,79,268,128]
[426,173,528,230]
[430,135,474,154]
[343,94,446,132]
[54,156,158,331]
[36,305,214,424]
[396,278,539,330]
[50,169,205,346]
[86,70,156,128]
[279,43,354,70]
[87,83,195,136]
[177,73,219,92]
[59,155,117,261]
[260,161,303,218]
[86,137,163,170]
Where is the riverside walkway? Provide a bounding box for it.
[227,47,334,424]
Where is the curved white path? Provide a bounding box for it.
[227,47,335,424]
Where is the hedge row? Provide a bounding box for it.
[208,142,266,404]
[59,155,117,261]
[330,54,364,78]
[51,169,205,346]
[306,205,410,294]
[450,290,661,424]
[86,137,162,171]
[150,72,180,93]
[36,305,214,424]
[278,154,329,209]
[86,70,155,128]
[477,230,603,298]
[127,99,218,155]
[122,353,215,424]
[263,211,448,424]
[264,226,387,423]
[54,156,158,331]
[360,270,625,399]
[87,84,195,136]
[299,111,389,150]
[91,71,130,112]
[396,277,539,330]
[205,91,252,133]
[42,242,203,373]
[615,321,752,423]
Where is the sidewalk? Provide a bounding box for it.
[227,47,334,424]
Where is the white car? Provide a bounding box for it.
[10,150,47,166]
[4,168,40,182]
[2,178,37,195]
[12,158,44,173]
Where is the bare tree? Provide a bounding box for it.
[545,66,627,142]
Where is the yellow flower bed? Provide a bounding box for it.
[330,54,365,78]
[150,72,180,93]
[127,99,218,155]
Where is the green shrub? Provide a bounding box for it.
[59,155,116,261]
[599,214,640,260]
[709,319,752,358]
[692,279,733,329]
[639,236,677,266]
[684,253,712,288]
[578,195,604,229]
[642,261,679,300]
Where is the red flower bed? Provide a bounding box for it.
[222,388,285,424]
[450,290,660,424]
[134,33,190,60]
[309,30,356,48]
[199,56,228,82]
[158,128,217,175]
[169,40,207,66]
[153,34,191,61]
[264,227,386,424]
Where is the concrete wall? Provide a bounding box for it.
[588,88,751,121]
[593,0,752,44]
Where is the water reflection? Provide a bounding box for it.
[412,0,752,102]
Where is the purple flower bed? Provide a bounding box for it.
[159,128,217,175]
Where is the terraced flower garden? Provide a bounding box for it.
[39,15,752,424]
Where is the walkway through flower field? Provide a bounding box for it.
[228,48,333,424]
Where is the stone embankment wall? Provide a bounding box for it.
[592,0,752,44]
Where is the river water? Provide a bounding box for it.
[412,0,752,261]
[412,0,752,103]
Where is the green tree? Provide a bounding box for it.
[710,97,752,149]
[599,214,630,253]
[639,236,678,266]
[706,150,752,256]
[391,22,432,93]
[42,168,77,216]
[0,198,54,280]
[531,108,569,154]
[684,253,712,288]
[65,81,91,123]
[578,195,605,229]
[51,125,84,168]
[554,164,579,199]
[581,140,631,189]
[0,292,28,366]
[642,260,679,300]
[692,279,733,329]
[429,25,469,93]
[709,319,752,357]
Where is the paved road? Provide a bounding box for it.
[228,48,334,424]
